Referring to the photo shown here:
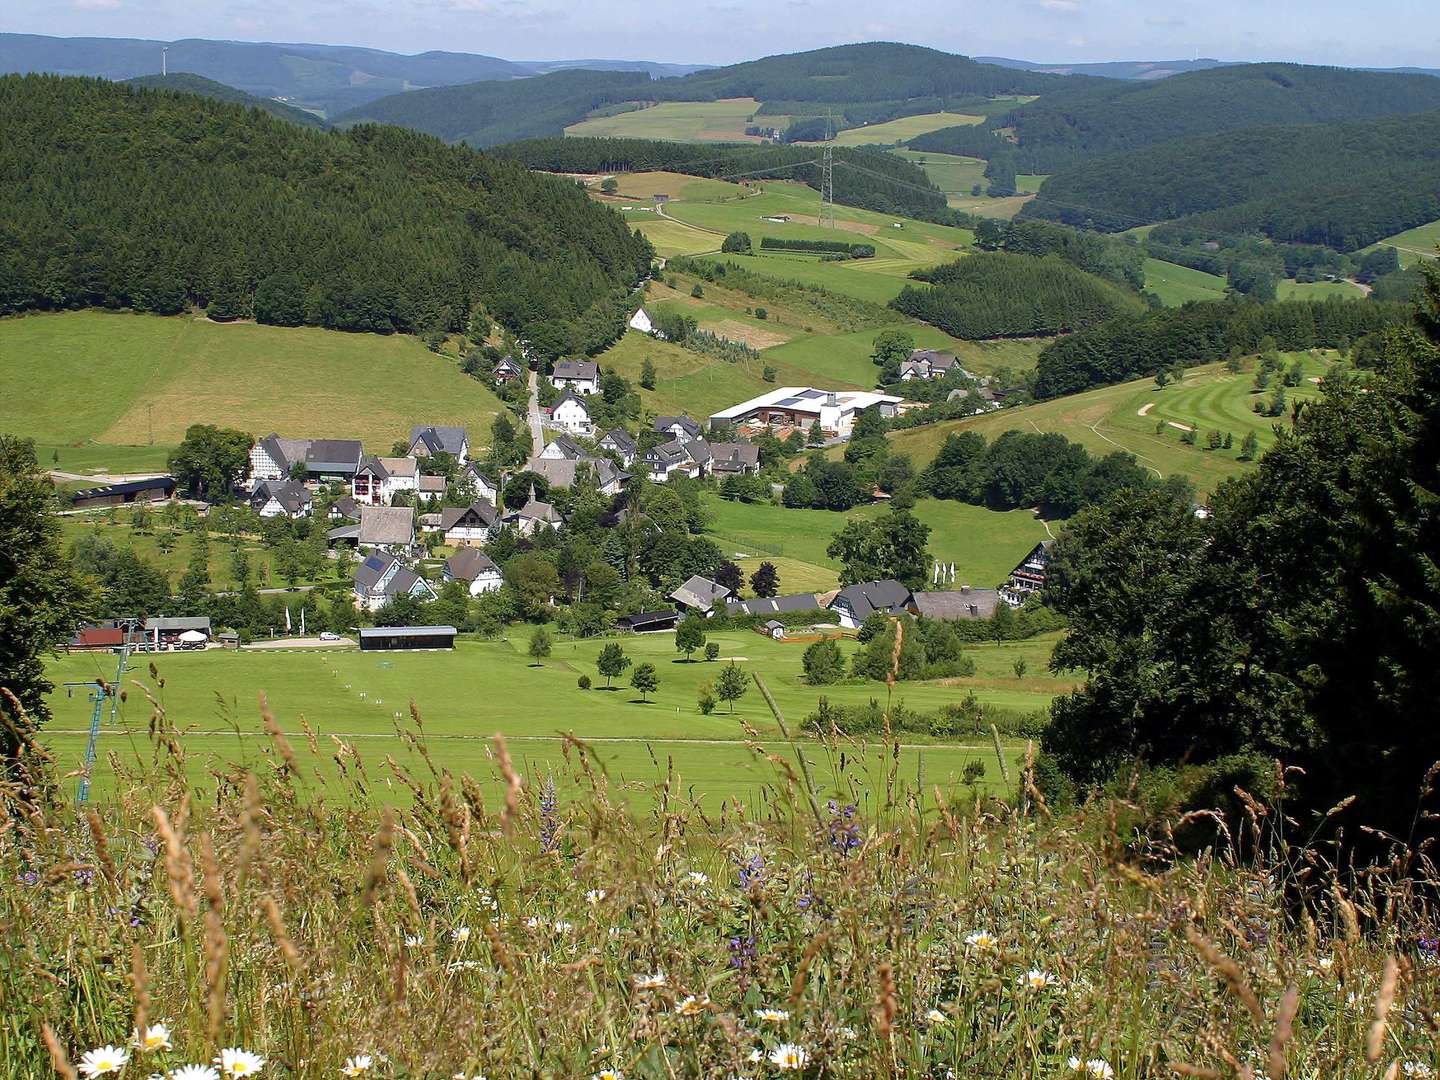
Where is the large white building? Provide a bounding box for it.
[708,387,904,438]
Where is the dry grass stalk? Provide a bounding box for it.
[259,693,297,777]
[360,808,396,910]
[130,942,151,1047]
[151,802,197,924]
[199,833,229,1045]
[84,810,118,892]
[1185,925,1265,1024]
[260,894,303,974]
[237,771,263,884]
[494,734,523,832]
[1267,984,1299,1078]
[1366,956,1399,1063]
[874,961,897,1040]
[40,1023,78,1080]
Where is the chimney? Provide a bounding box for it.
[826,391,837,407]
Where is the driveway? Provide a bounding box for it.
[526,370,544,455]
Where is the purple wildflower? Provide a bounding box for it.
[538,776,559,853]
[736,853,764,890]
[826,801,862,855]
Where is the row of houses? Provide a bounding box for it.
[249,425,470,488]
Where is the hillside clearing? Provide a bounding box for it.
[566,98,785,142]
[804,111,984,146]
[1369,217,1440,266]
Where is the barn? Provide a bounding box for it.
[357,626,457,652]
[70,476,177,509]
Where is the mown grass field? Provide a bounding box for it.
[1370,217,1440,267]
[0,311,504,468]
[814,112,983,146]
[566,98,783,142]
[703,494,1051,593]
[1142,257,1227,305]
[41,625,1055,806]
[1277,279,1366,301]
[884,354,1338,494]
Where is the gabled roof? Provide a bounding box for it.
[330,495,360,519]
[144,616,212,631]
[251,479,312,514]
[409,425,468,457]
[655,415,702,439]
[709,442,759,469]
[509,498,562,524]
[669,574,732,612]
[552,388,591,415]
[418,474,447,493]
[445,547,501,582]
[256,433,310,473]
[438,501,500,531]
[683,438,711,467]
[379,456,420,479]
[358,505,416,546]
[353,552,399,591]
[599,427,637,453]
[645,438,689,466]
[910,348,957,369]
[495,354,523,374]
[831,579,912,619]
[524,455,621,490]
[912,589,1001,621]
[305,439,363,472]
[554,359,600,381]
[542,434,586,459]
[463,461,498,488]
[725,593,821,617]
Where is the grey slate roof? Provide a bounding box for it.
[725,593,821,617]
[655,415,702,440]
[830,579,912,620]
[251,480,312,515]
[669,574,732,612]
[912,589,1002,621]
[445,547,501,583]
[524,455,621,490]
[258,434,311,474]
[409,425,468,457]
[353,552,397,592]
[305,439,363,474]
[552,388,591,415]
[438,501,500,531]
[353,553,431,599]
[358,505,416,546]
[599,428,637,454]
[542,434,586,459]
[553,359,600,382]
[418,474,447,494]
[709,442,759,471]
[330,495,360,519]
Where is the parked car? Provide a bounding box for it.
[319,631,341,641]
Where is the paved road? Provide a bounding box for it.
[526,369,544,456]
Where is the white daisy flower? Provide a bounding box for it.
[586,889,607,904]
[216,1048,266,1077]
[1018,969,1055,990]
[78,1047,130,1077]
[404,934,425,948]
[747,1048,764,1063]
[133,1022,173,1053]
[633,971,667,990]
[925,1008,947,1024]
[171,1068,221,1080]
[837,1026,858,1040]
[452,926,471,944]
[754,1008,790,1023]
[1403,1065,1435,1079]
[768,1043,809,1071]
[964,931,997,949]
[1067,1059,1115,1079]
[525,916,543,930]
[592,1071,624,1080]
[686,871,710,885]
[553,920,574,933]
[674,995,709,1017]
[339,1055,373,1076]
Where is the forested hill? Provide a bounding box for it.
[0,75,652,358]
[1021,110,1440,250]
[334,69,653,146]
[911,63,1440,173]
[123,73,325,128]
[492,136,951,219]
[337,43,1092,148]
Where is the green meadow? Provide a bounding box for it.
[567,98,784,143]
[885,354,1339,494]
[0,310,504,469]
[41,626,1057,807]
[1369,217,1440,267]
[817,111,984,146]
[1142,257,1227,305]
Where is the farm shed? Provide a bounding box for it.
[357,626,457,652]
[616,610,680,633]
[70,475,176,509]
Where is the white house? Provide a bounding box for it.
[493,355,524,384]
[628,307,654,334]
[549,389,594,436]
[249,434,311,485]
[462,463,500,506]
[444,548,503,596]
[437,501,500,546]
[708,387,903,438]
[828,579,912,629]
[408,425,470,466]
[598,428,638,467]
[669,574,732,618]
[538,434,586,460]
[353,552,436,612]
[644,437,710,481]
[352,456,419,506]
[503,498,563,536]
[551,359,601,395]
[249,480,312,519]
[654,415,703,441]
[900,349,962,381]
[357,505,417,556]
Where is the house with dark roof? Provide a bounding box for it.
[655,415,703,441]
[616,609,679,632]
[249,434,311,484]
[628,307,655,335]
[444,548,503,596]
[551,359,601,395]
[669,574,732,617]
[911,587,1002,622]
[353,455,419,506]
[503,498,563,536]
[357,505,416,554]
[304,439,364,484]
[901,349,962,381]
[645,437,710,481]
[358,625,456,651]
[549,388,594,435]
[828,580,913,629]
[418,473,447,501]
[709,441,760,475]
[408,425,469,465]
[598,428,638,467]
[328,495,361,520]
[461,462,500,506]
[538,434,586,461]
[725,593,822,618]
[437,501,500,546]
[353,553,437,612]
[250,479,313,519]
[70,476,177,510]
[1001,541,1054,606]
[493,355,524,384]
[142,616,212,648]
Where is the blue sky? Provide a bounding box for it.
[5,0,1439,67]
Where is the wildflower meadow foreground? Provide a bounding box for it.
[2,684,1438,1079]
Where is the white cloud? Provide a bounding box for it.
[1038,0,1081,11]
[73,0,121,8]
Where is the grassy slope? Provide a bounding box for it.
[1369,217,1440,267]
[0,311,506,462]
[1276,280,1367,301]
[817,112,984,146]
[42,627,1053,804]
[884,354,1338,494]
[566,99,783,142]
[1142,258,1227,305]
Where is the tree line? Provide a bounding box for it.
[893,252,1141,340]
[973,218,1147,292]
[0,76,652,360]
[1034,296,1410,399]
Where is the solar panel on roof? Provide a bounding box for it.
[363,555,386,571]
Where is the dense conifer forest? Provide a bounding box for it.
[492,136,956,219]
[1022,109,1440,249]
[0,75,653,356]
[893,253,1141,340]
[121,73,326,128]
[1032,297,1409,398]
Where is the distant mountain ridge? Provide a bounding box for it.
[122,73,325,127]
[976,56,1236,80]
[0,33,705,116]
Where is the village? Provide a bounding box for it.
[62,338,1045,654]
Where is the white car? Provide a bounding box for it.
[319,631,341,642]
